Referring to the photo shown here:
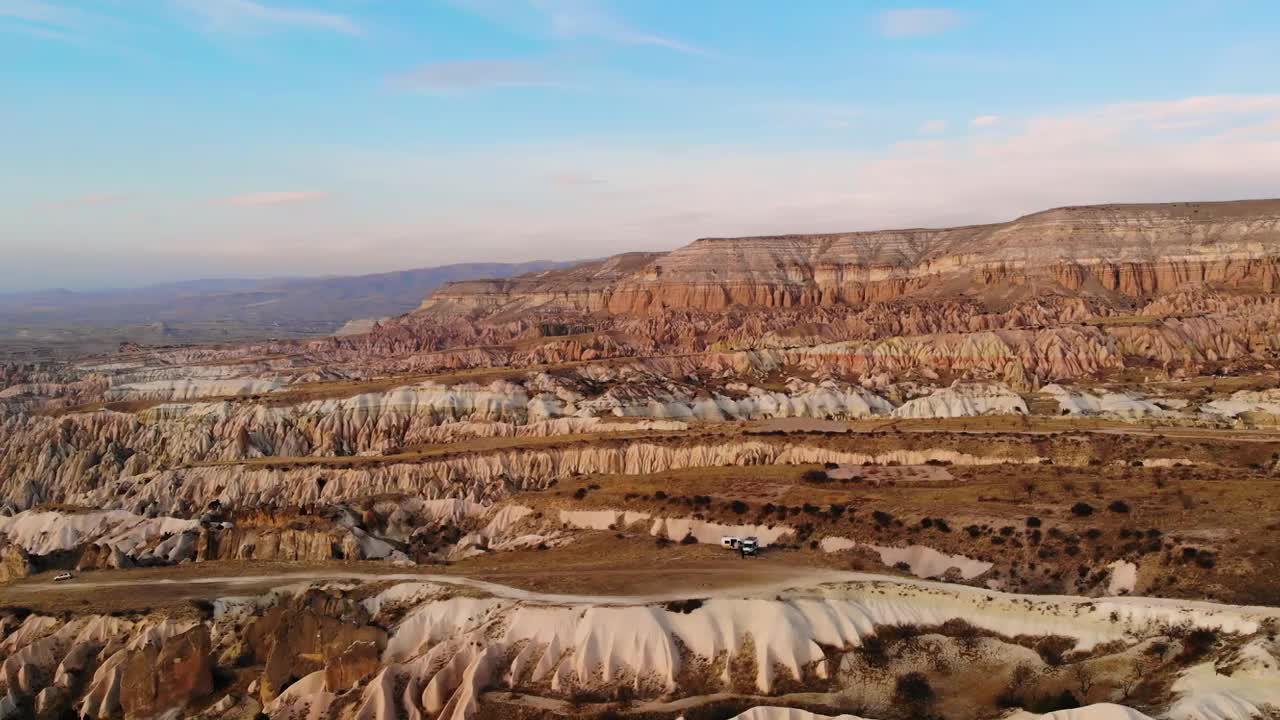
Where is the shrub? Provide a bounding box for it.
[894,672,935,704]
[1034,636,1077,666]
[664,598,704,614]
[1071,502,1095,517]
[860,635,889,667]
[801,469,830,483]
[1178,628,1219,662]
[1108,500,1131,513]
[572,488,589,500]
[872,510,894,527]
[680,534,698,545]
[1027,690,1081,714]
[729,500,749,515]
[1026,516,1042,528]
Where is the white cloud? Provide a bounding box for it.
[220,191,328,207]
[14,94,1280,285]
[175,0,360,36]
[389,59,554,91]
[971,114,1000,128]
[877,8,964,38]
[919,119,947,134]
[322,93,1280,257]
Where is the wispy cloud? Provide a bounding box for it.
[455,0,710,56]
[175,0,361,36]
[971,114,1000,128]
[1,0,67,23]
[877,8,964,38]
[220,191,328,207]
[920,119,947,134]
[0,0,86,41]
[533,0,707,55]
[389,59,556,92]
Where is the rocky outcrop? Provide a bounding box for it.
[116,626,213,719]
[0,542,31,582]
[64,438,1049,515]
[243,589,388,703]
[422,200,1280,315]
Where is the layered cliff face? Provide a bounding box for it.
[420,200,1280,315]
[419,252,662,316]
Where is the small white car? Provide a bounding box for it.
[53,572,74,582]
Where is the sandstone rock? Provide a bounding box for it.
[118,625,213,719]
[34,686,67,720]
[0,542,31,583]
[324,639,381,691]
[246,590,387,703]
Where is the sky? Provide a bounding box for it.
[3,1,1280,291]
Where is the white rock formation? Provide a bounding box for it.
[104,378,284,402]
[1107,560,1138,595]
[1201,389,1280,418]
[1168,639,1280,720]
[819,538,992,580]
[1040,384,1165,418]
[893,383,1028,418]
[0,510,197,557]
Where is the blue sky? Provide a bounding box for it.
[2,0,1279,290]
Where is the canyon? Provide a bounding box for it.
[3,200,1280,720]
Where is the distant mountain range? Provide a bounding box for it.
[0,260,575,358]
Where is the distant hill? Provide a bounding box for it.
[0,260,575,358]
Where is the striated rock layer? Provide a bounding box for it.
[421,200,1280,315]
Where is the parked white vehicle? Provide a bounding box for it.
[739,537,760,557]
[720,536,741,549]
[53,572,74,582]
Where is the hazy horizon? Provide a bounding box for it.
[5,0,1280,291]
